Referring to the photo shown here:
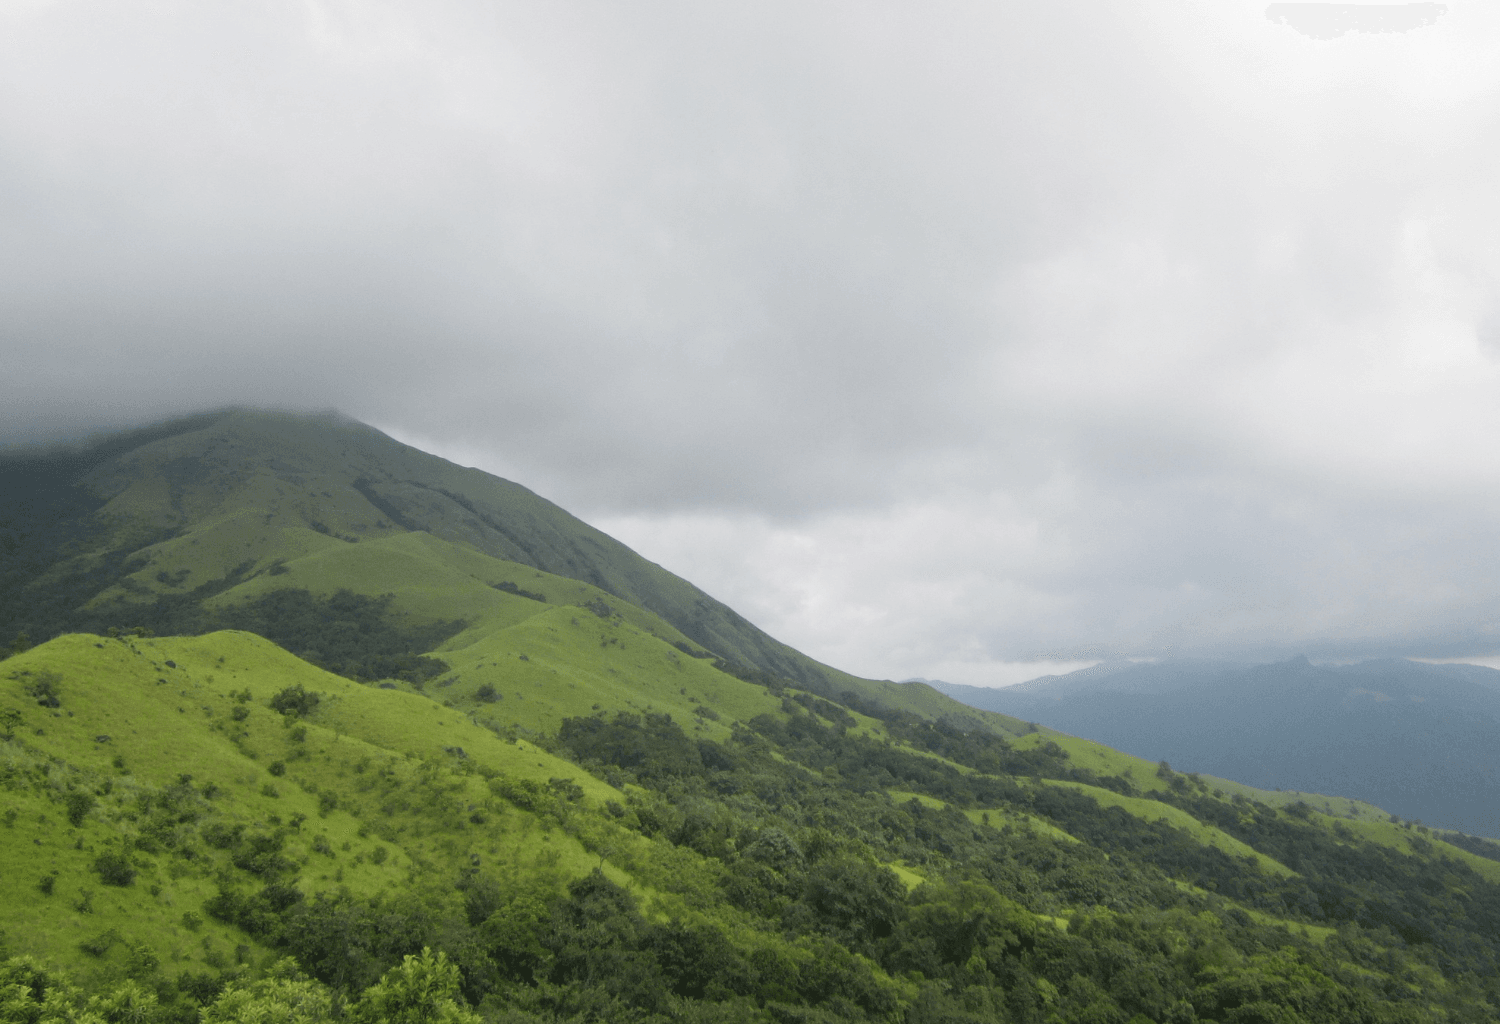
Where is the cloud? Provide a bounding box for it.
[5,1,1500,678]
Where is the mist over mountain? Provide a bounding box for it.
[931,658,1500,838]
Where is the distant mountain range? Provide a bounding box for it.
[929,657,1500,838]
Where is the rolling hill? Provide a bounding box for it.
[930,657,1500,839]
[4,409,1500,1023]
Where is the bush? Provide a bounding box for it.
[64,789,96,827]
[93,851,137,887]
[78,930,118,957]
[269,685,321,718]
[25,671,61,708]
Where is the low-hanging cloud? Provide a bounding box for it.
[5,1,1500,684]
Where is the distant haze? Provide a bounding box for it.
[5,2,1500,686]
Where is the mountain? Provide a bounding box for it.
[931,657,1500,838]
[5,409,1500,1023]
[0,407,972,724]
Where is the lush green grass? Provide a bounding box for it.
[1316,812,1500,885]
[1013,727,1393,822]
[1033,779,1297,877]
[0,631,632,982]
[427,604,785,742]
[9,629,1500,1023]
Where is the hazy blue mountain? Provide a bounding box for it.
[931,656,1500,838]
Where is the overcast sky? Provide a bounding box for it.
[4,1,1499,685]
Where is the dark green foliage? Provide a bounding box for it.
[77,929,118,957]
[581,597,613,618]
[556,712,702,784]
[92,851,136,886]
[230,830,293,877]
[63,788,95,827]
[174,970,224,1005]
[222,589,461,685]
[475,683,498,702]
[280,890,436,993]
[269,684,321,718]
[1440,830,1500,864]
[24,670,61,708]
[492,581,546,603]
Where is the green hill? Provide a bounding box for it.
[0,407,1003,729]
[4,410,1500,1023]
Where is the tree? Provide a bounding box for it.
[349,948,480,1024]
[202,958,334,1024]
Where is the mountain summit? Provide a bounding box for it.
[0,407,966,719]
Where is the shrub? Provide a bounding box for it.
[269,685,321,718]
[64,789,96,827]
[78,929,118,957]
[94,851,137,887]
[475,684,498,702]
[25,671,61,708]
[268,761,286,777]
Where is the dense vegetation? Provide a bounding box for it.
[6,633,1500,1022]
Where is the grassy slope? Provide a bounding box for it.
[1034,779,1296,877]
[9,407,1043,734]
[1323,813,1500,886]
[0,632,631,983]
[1012,729,1391,824]
[7,626,1499,1016]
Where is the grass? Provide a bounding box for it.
[1314,813,1500,885]
[0,631,637,980]
[1013,729,1395,822]
[1034,779,1297,877]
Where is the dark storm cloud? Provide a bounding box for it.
[4,1,1500,683]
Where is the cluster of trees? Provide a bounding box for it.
[0,949,480,1024]
[203,589,462,686]
[1,513,464,686]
